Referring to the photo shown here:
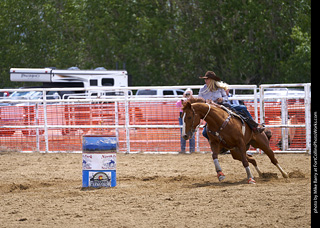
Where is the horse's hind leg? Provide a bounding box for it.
[230,149,263,177]
[230,144,256,184]
[265,147,288,178]
[247,153,263,177]
[253,134,289,178]
[239,144,256,184]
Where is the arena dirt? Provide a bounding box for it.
[0,152,311,227]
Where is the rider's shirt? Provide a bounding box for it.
[198,84,228,103]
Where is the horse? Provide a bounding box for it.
[181,97,288,184]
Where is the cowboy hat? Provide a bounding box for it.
[199,71,221,81]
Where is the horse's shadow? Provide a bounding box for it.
[189,179,248,188]
[189,175,281,188]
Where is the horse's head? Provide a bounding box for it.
[181,100,201,140]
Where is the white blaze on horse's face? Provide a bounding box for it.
[182,112,186,137]
[182,112,191,140]
[182,110,196,140]
[182,102,200,140]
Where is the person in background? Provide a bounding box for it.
[226,89,240,105]
[176,88,195,154]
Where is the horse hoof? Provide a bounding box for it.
[248,178,256,184]
[217,172,225,182]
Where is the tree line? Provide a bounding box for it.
[0,0,311,88]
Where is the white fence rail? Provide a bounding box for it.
[0,84,311,153]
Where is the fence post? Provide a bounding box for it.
[304,83,311,154]
[259,85,265,125]
[42,89,49,153]
[253,86,258,123]
[35,103,40,152]
[281,98,289,151]
[115,101,119,150]
[124,88,130,153]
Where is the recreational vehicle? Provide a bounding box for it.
[10,67,129,96]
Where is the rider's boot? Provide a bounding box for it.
[245,117,265,133]
[238,110,265,134]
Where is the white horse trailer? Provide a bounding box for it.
[10,68,129,94]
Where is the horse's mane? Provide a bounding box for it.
[187,96,205,104]
[182,96,205,110]
[182,95,223,110]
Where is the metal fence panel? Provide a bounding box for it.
[0,84,310,153]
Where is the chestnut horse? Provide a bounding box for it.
[182,98,288,184]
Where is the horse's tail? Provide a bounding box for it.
[265,128,272,141]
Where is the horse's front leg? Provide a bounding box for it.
[210,142,225,182]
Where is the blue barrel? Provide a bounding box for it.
[82,135,117,188]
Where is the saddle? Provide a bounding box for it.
[217,102,246,135]
[217,102,264,134]
[205,100,246,124]
[219,103,247,124]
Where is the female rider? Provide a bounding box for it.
[198,71,265,140]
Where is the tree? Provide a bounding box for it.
[0,0,311,88]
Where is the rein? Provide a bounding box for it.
[202,103,211,121]
[190,103,211,133]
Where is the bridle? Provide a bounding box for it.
[188,103,211,135]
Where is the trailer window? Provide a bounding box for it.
[90,79,98,86]
[102,78,114,86]
[176,90,184,95]
[136,90,157,95]
[163,90,174,95]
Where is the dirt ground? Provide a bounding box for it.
[0,151,311,228]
